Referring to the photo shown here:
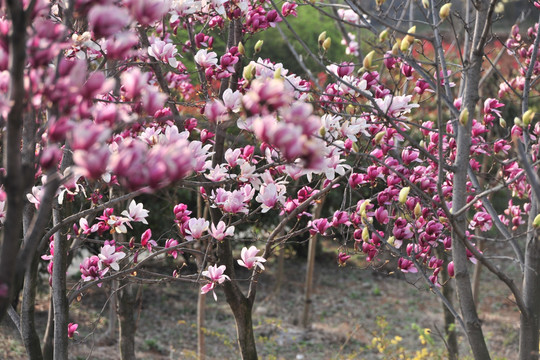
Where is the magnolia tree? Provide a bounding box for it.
[0,0,539,359]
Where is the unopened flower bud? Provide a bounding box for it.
[414,203,421,217]
[362,227,369,241]
[319,126,326,137]
[318,31,327,46]
[514,116,523,128]
[243,63,255,81]
[346,104,355,115]
[376,0,386,6]
[392,41,400,55]
[499,118,507,128]
[459,108,469,127]
[359,200,371,215]
[254,40,264,53]
[374,130,385,144]
[322,37,332,51]
[534,214,540,227]
[364,50,375,70]
[422,0,429,8]
[238,41,245,55]
[379,29,389,42]
[274,67,282,79]
[400,38,410,52]
[404,26,416,44]
[439,3,451,20]
[399,187,410,204]
[387,236,395,246]
[523,109,535,126]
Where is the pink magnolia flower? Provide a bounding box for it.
[338,252,351,266]
[469,211,493,232]
[281,2,298,16]
[237,246,266,271]
[80,255,103,282]
[121,200,149,224]
[210,221,235,241]
[194,49,218,68]
[186,218,209,239]
[204,99,228,124]
[68,323,79,339]
[148,39,179,68]
[164,238,179,258]
[201,264,230,300]
[88,5,131,39]
[98,244,126,273]
[255,183,282,213]
[126,0,170,26]
[309,218,332,236]
[447,261,455,277]
[141,229,158,251]
[103,31,139,59]
[398,258,417,273]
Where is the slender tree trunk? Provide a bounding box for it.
[230,297,257,360]
[197,292,206,360]
[0,0,27,323]
[302,197,325,328]
[117,281,140,360]
[52,208,68,360]
[451,0,493,357]
[519,201,540,360]
[440,261,459,360]
[20,253,43,360]
[302,233,317,328]
[42,295,54,360]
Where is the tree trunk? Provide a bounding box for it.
[451,0,493,357]
[230,297,257,360]
[302,196,325,328]
[519,201,540,360]
[197,292,206,360]
[20,253,43,360]
[52,208,69,360]
[440,262,459,360]
[117,281,141,360]
[42,295,54,360]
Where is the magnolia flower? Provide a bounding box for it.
[210,221,235,241]
[201,264,230,300]
[148,39,179,68]
[68,323,79,339]
[164,238,179,258]
[237,246,266,271]
[122,200,149,224]
[80,255,103,282]
[194,49,218,68]
[141,229,158,251]
[98,245,126,272]
[186,218,209,239]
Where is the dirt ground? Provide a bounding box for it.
[0,246,520,360]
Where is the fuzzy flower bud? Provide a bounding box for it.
[254,40,264,53]
[379,29,389,42]
[318,31,327,47]
[523,109,535,126]
[399,187,410,204]
[439,3,451,20]
[322,37,332,51]
[459,108,469,127]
